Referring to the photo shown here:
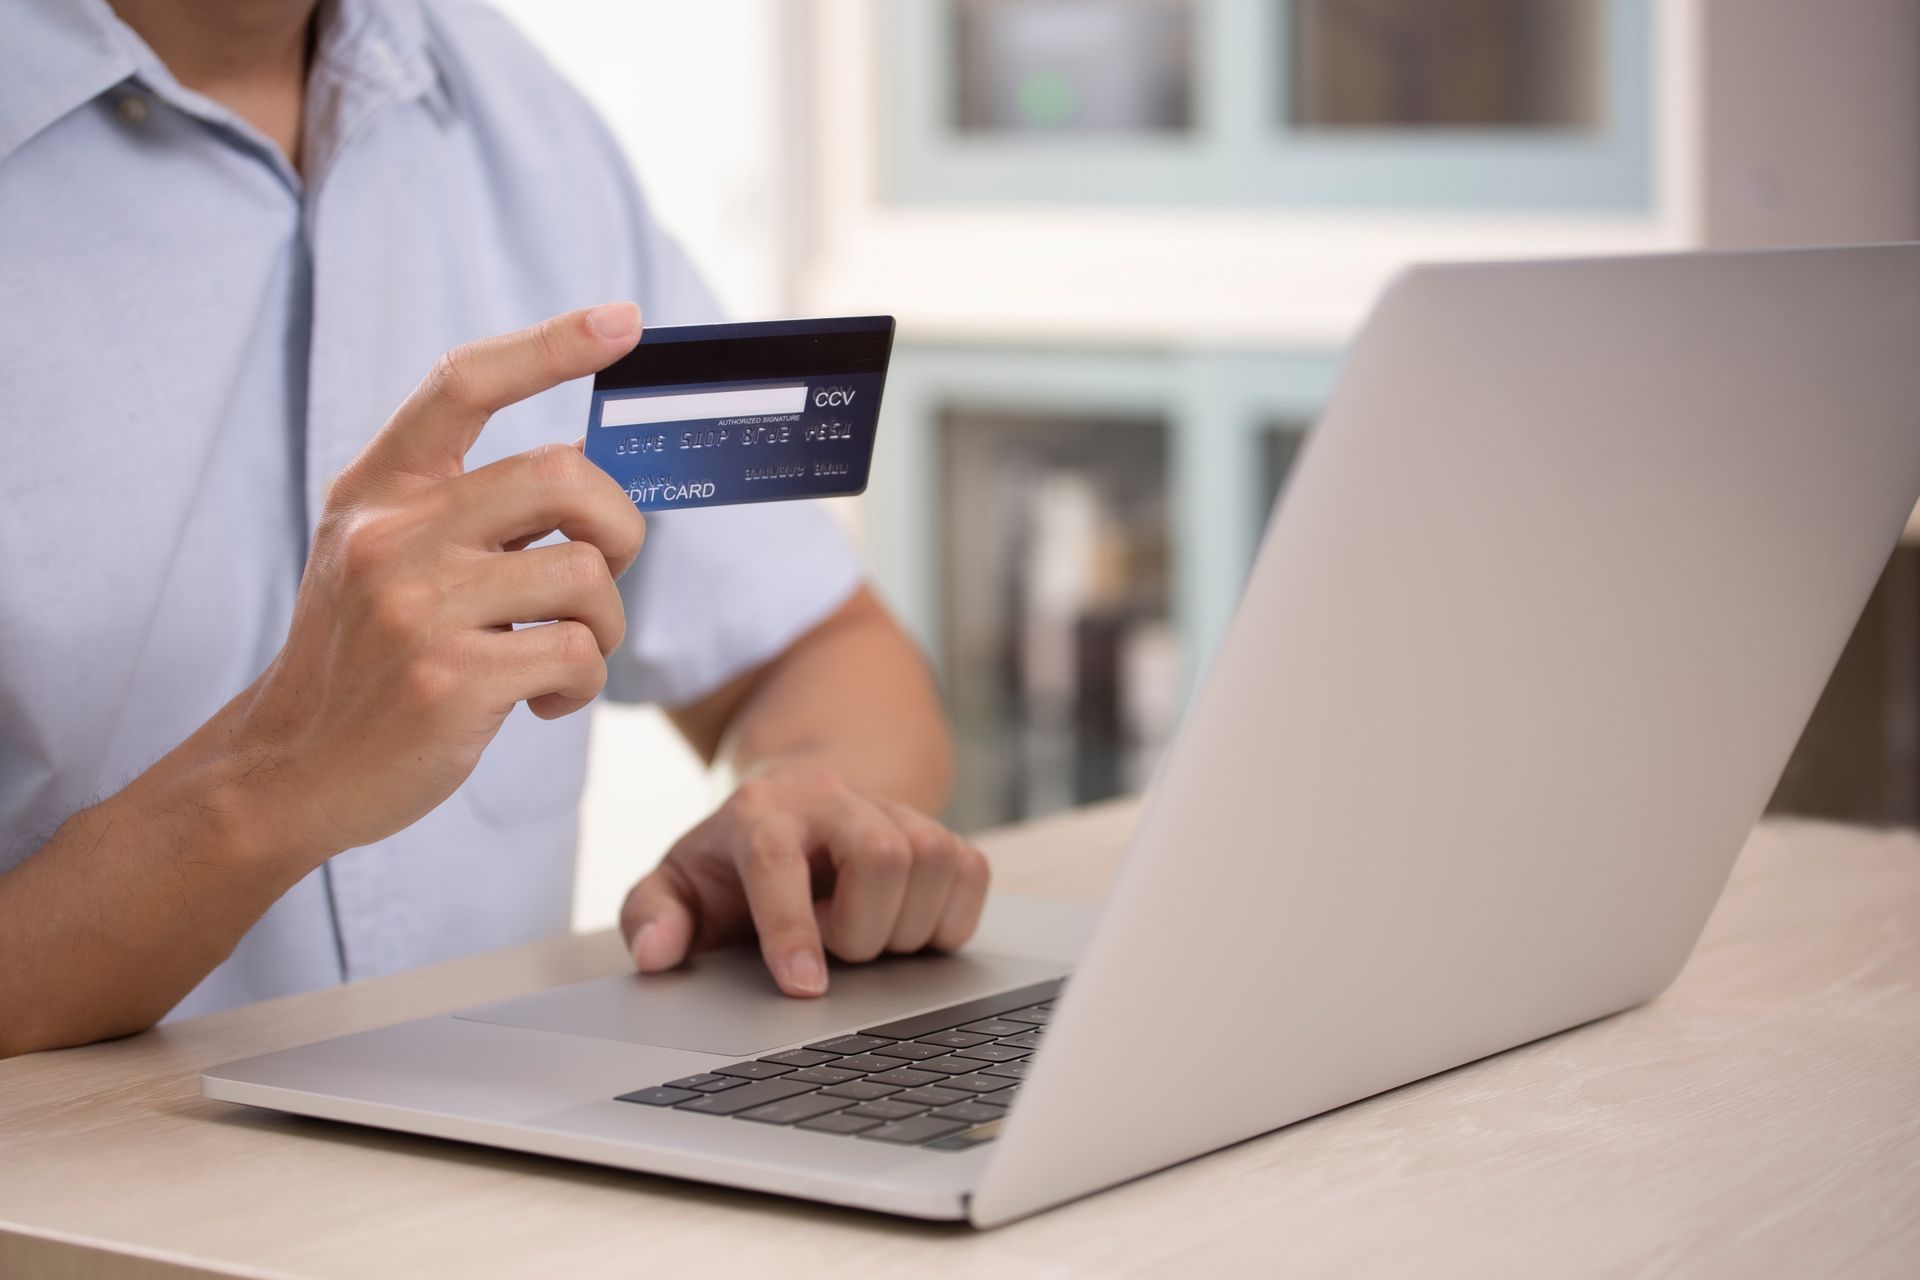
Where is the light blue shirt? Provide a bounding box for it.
[0,0,860,1018]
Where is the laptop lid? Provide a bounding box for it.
[971,246,1920,1226]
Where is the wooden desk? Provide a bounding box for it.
[2,802,1916,1278]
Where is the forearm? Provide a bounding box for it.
[703,590,954,815]
[0,695,318,1057]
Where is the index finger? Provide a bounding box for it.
[367,303,642,482]
[734,819,832,998]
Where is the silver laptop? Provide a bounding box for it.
[203,245,1920,1227]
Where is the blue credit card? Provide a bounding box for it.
[586,315,894,511]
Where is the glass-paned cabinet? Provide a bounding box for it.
[855,0,1658,829]
[887,0,1651,208]
[813,0,1676,829]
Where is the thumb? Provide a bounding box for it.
[621,863,698,974]
[366,302,642,483]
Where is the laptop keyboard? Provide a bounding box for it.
[613,978,1061,1151]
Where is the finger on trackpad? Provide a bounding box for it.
[453,946,1069,1057]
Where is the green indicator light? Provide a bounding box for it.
[1018,71,1078,126]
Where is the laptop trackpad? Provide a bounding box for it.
[454,946,1071,1057]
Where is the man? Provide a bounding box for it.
[0,0,987,1057]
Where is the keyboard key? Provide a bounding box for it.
[798,1111,883,1136]
[674,1079,814,1116]
[990,1084,1021,1105]
[925,1119,1005,1152]
[819,1080,901,1101]
[805,1034,896,1055]
[1001,1006,1050,1025]
[925,1135,989,1151]
[663,1074,744,1092]
[867,1067,944,1088]
[845,1099,929,1121]
[825,1054,899,1074]
[942,1073,1016,1095]
[913,1056,982,1076]
[957,1019,1028,1037]
[761,1048,837,1068]
[950,1044,1028,1063]
[738,1094,853,1126]
[786,1066,863,1086]
[860,979,1066,1040]
[715,1061,794,1081]
[916,1030,994,1049]
[931,1101,1006,1125]
[980,1061,1031,1080]
[868,1041,947,1061]
[893,1086,971,1108]
[860,1116,970,1146]
[997,1030,1044,1050]
[614,1086,698,1107]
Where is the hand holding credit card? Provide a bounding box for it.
[587,316,894,511]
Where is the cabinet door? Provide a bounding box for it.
[886,0,1652,210]
[937,405,1176,830]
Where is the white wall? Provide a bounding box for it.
[490,0,791,319]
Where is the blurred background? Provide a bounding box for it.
[483,0,1920,932]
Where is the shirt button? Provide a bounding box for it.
[116,94,149,124]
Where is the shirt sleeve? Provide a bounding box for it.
[599,153,863,707]
[608,501,862,706]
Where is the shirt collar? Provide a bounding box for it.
[0,0,136,165]
[308,0,439,113]
[0,0,442,170]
